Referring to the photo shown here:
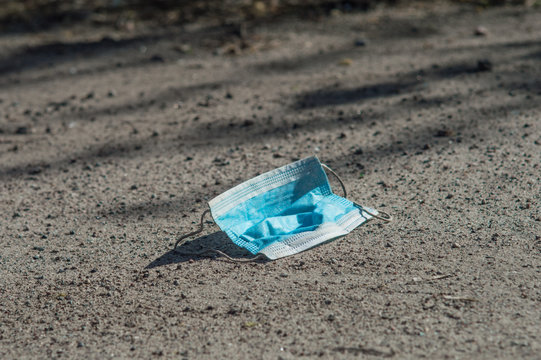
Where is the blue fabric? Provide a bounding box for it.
[208,156,370,258]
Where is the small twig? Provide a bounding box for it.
[334,346,395,358]
[431,274,454,280]
[408,274,453,284]
[442,295,477,302]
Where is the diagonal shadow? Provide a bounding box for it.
[295,80,418,109]
[1,48,538,183]
[436,38,541,55]
[0,54,173,89]
[1,86,534,183]
[293,62,489,110]
[524,49,541,61]
[255,46,364,74]
[52,80,230,123]
[255,37,541,80]
[146,231,266,268]
[0,22,241,88]
[0,33,168,77]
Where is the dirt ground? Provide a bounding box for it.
[0,1,540,359]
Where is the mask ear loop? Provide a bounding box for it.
[321,164,348,198]
[321,163,393,223]
[174,209,265,262]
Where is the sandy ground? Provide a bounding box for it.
[0,2,540,359]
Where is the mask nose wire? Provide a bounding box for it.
[321,163,393,223]
[174,209,264,262]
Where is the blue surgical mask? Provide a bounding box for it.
[176,156,390,260]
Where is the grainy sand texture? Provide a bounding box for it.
[1,1,540,359]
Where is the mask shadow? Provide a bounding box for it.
[145,231,266,269]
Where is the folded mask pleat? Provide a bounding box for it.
[207,156,379,259]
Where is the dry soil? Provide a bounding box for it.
[0,2,540,359]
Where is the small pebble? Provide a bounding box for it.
[477,59,492,72]
[150,54,165,62]
[339,58,353,66]
[474,26,488,36]
[174,44,192,53]
[435,129,454,137]
[15,126,29,135]
[354,39,367,47]
[28,167,42,175]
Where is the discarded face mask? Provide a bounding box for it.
[175,156,391,260]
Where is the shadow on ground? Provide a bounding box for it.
[2,63,539,183]
[0,33,163,77]
[146,231,266,268]
[2,19,540,195]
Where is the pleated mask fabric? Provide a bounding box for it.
[208,156,379,260]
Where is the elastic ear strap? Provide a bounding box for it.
[322,163,392,223]
[321,164,347,198]
[359,207,393,222]
[173,209,265,263]
[196,249,265,263]
[174,209,212,248]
